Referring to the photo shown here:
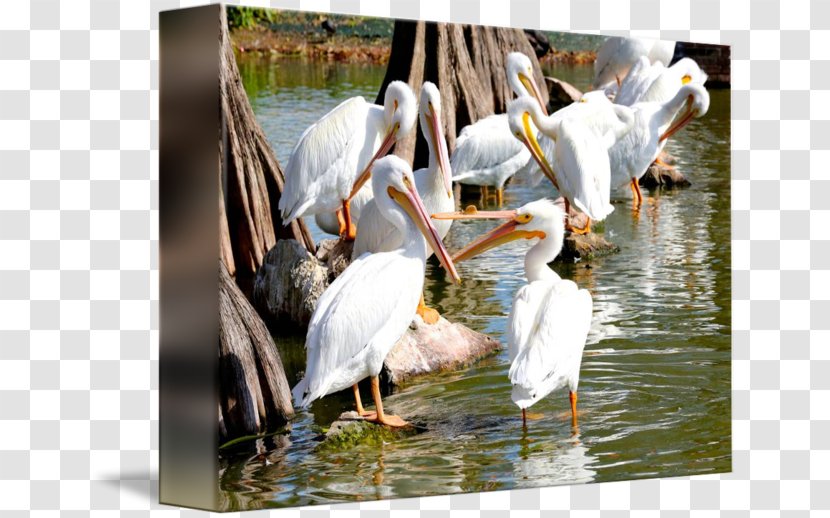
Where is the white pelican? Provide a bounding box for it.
[507,96,634,233]
[593,37,676,92]
[352,82,454,324]
[278,81,417,240]
[432,200,592,426]
[615,56,708,106]
[292,155,461,427]
[598,83,710,208]
[450,52,548,204]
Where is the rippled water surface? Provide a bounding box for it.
[220,56,731,510]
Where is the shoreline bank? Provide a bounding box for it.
[230,27,597,65]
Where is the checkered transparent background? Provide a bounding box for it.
[0,0,826,514]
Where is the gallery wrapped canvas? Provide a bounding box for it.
[159,3,731,511]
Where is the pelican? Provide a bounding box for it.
[353,82,454,324]
[450,52,548,205]
[433,200,592,426]
[593,37,676,92]
[278,81,417,240]
[507,96,633,233]
[292,155,461,427]
[597,83,710,208]
[615,56,708,106]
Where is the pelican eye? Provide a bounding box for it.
[516,213,533,224]
[402,176,413,190]
[393,99,398,111]
[579,98,587,103]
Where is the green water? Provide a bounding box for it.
[220,56,731,510]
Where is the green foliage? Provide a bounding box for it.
[227,6,393,38]
[543,31,606,52]
[227,6,277,30]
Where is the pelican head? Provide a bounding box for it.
[507,97,559,190]
[659,83,710,142]
[419,82,453,198]
[371,155,461,284]
[506,52,548,116]
[670,57,708,86]
[349,81,417,200]
[432,199,565,263]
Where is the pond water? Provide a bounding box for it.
[220,55,731,510]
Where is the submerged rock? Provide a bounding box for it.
[640,151,691,189]
[550,197,620,263]
[545,76,583,112]
[560,232,620,262]
[382,315,500,387]
[315,411,419,451]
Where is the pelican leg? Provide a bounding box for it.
[569,216,592,235]
[569,391,578,427]
[522,408,527,427]
[481,185,490,200]
[630,178,643,210]
[496,187,504,206]
[563,198,583,234]
[365,376,408,427]
[415,292,440,325]
[353,384,376,419]
[336,208,347,236]
[341,199,358,241]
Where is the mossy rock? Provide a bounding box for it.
[558,232,620,262]
[314,411,421,452]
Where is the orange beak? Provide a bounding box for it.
[389,180,461,284]
[427,103,453,198]
[659,97,696,142]
[517,112,559,191]
[349,124,399,200]
[431,208,545,263]
[519,72,548,116]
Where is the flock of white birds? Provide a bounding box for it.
[279,36,712,428]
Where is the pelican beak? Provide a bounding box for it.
[349,123,399,200]
[388,180,461,284]
[431,208,545,263]
[517,112,559,191]
[519,72,548,116]
[659,96,696,142]
[428,103,453,198]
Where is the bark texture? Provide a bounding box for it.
[219,261,294,441]
[376,21,548,170]
[219,6,315,279]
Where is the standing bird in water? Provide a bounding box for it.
[507,96,633,233]
[592,36,676,93]
[279,81,417,240]
[353,82,454,324]
[596,83,710,208]
[433,200,592,427]
[450,52,549,205]
[293,156,462,427]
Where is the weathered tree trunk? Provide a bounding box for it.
[376,21,548,170]
[219,261,294,441]
[219,7,315,279]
